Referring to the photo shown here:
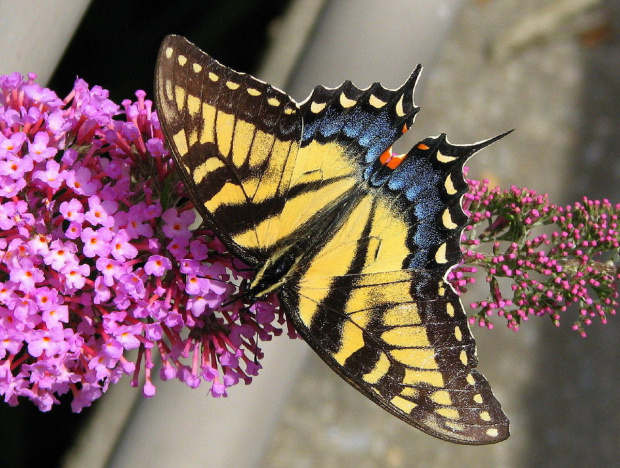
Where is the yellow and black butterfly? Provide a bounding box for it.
[155,35,509,444]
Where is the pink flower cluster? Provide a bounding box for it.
[449,177,620,336]
[2,72,615,413]
[0,73,290,412]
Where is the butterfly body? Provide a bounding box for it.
[155,35,509,444]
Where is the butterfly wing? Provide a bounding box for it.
[156,35,509,444]
[279,82,509,444]
[155,35,303,265]
[155,35,380,266]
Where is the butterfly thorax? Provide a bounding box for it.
[247,243,305,298]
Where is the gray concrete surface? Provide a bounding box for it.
[260,1,620,467]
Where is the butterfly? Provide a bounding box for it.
[155,35,509,444]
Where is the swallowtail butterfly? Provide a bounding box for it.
[155,35,509,444]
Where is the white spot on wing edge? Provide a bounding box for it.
[339,93,356,108]
[396,95,405,117]
[164,79,174,102]
[369,94,387,108]
[445,173,457,195]
[437,151,457,163]
[434,242,448,264]
[486,428,499,437]
[442,208,458,229]
[311,101,326,113]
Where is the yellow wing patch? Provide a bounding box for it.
[333,321,365,365]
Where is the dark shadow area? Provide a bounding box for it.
[0,395,95,468]
[48,0,290,102]
[524,4,620,466]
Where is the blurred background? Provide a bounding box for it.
[1,0,619,466]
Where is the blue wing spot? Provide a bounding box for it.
[358,112,391,147]
[414,222,443,249]
[301,119,320,143]
[407,251,428,269]
[343,109,373,139]
[413,191,441,219]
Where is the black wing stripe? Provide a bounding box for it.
[156,35,303,264]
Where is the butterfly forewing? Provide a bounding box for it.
[155,35,509,444]
[155,35,302,265]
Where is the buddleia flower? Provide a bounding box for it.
[0,74,289,411]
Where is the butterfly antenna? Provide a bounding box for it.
[221,275,252,307]
[253,333,261,365]
[232,257,254,273]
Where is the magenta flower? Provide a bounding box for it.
[1,71,615,416]
[162,208,195,239]
[144,255,171,277]
[449,174,620,337]
[0,73,286,412]
[32,159,65,189]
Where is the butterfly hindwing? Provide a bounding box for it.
[299,67,420,165]
[280,132,509,443]
[155,35,509,444]
[266,68,423,256]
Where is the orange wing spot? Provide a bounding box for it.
[401,124,409,134]
[379,146,393,165]
[379,146,407,169]
[386,152,406,169]
[417,143,430,150]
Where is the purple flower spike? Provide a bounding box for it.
[450,173,619,334]
[0,74,288,412]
